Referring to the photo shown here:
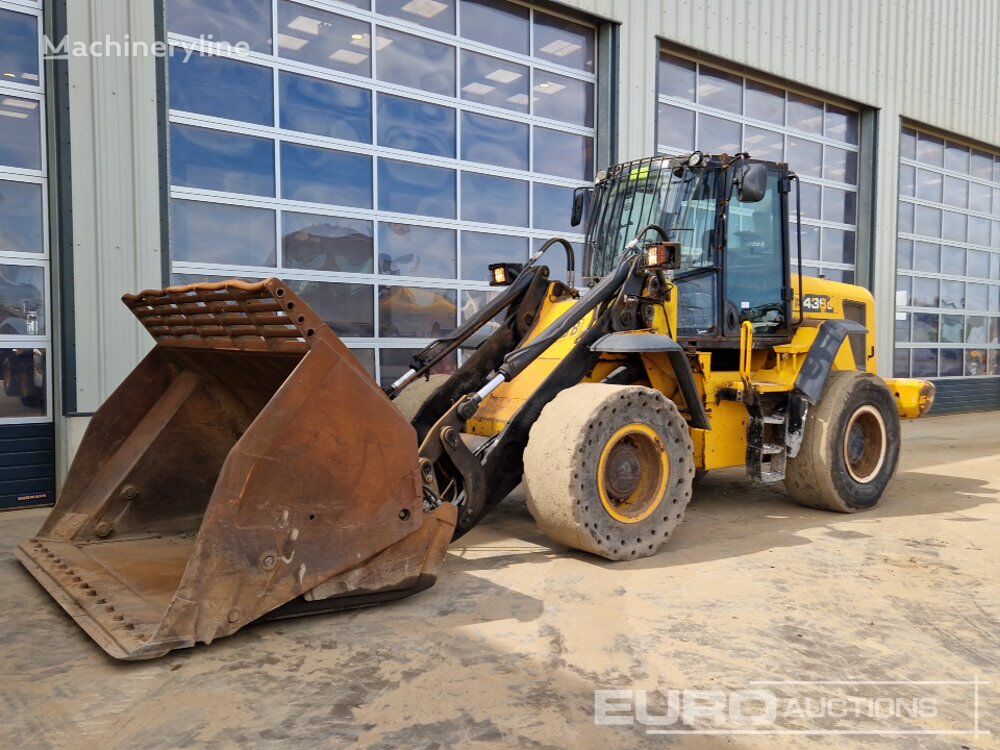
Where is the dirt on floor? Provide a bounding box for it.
[0,412,997,750]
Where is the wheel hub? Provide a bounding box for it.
[843,405,887,484]
[605,441,642,499]
[597,424,670,523]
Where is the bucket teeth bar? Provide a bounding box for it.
[17,278,456,659]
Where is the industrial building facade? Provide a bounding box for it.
[0,0,998,508]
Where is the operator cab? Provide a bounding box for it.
[578,152,796,346]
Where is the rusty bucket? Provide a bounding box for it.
[16,279,455,659]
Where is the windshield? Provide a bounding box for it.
[584,157,720,279]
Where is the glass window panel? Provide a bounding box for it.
[992,286,1000,312]
[896,273,911,303]
[899,128,917,161]
[170,124,274,196]
[896,238,914,271]
[376,94,455,157]
[892,347,910,377]
[379,347,456,386]
[822,187,856,224]
[942,210,967,243]
[533,128,593,180]
[533,71,594,127]
[944,142,969,173]
[967,282,988,311]
[990,315,1000,342]
[379,285,456,337]
[169,53,273,126]
[939,348,962,376]
[167,0,272,52]
[462,231,527,281]
[911,347,938,377]
[533,183,575,233]
[822,228,855,265]
[171,200,276,266]
[279,72,371,142]
[281,143,372,207]
[743,126,782,162]
[912,312,939,342]
[991,253,1000,281]
[940,279,964,309]
[460,0,529,55]
[698,114,740,153]
[823,146,857,184]
[994,223,1000,250]
[915,169,943,203]
[286,279,374,337]
[533,12,594,72]
[377,158,455,218]
[825,105,858,145]
[942,175,967,208]
[996,157,1000,183]
[965,315,988,343]
[378,223,455,279]
[0,347,46,417]
[789,182,821,220]
[795,224,820,261]
[965,349,989,377]
[940,314,964,343]
[898,201,914,233]
[460,111,528,170]
[912,276,939,307]
[657,103,695,152]
[895,315,910,344]
[898,164,915,197]
[820,268,854,284]
[377,0,455,33]
[787,93,823,135]
[913,204,941,238]
[461,172,528,226]
[277,1,371,76]
[994,189,1000,216]
[970,150,993,180]
[0,180,43,254]
[697,66,741,114]
[913,242,940,273]
[0,264,45,335]
[0,9,39,86]
[744,80,783,125]
[968,182,991,214]
[283,212,373,273]
[377,27,455,96]
[941,245,965,274]
[969,217,991,248]
[658,54,695,101]
[460,50,528,112]
[786,136,821,178]
[916,133,944,166]
[0,95,41,170]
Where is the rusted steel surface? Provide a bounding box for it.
[17,279,456,659]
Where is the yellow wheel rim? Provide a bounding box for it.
[597,424,670,524]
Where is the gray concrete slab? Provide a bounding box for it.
[0,413,997,749]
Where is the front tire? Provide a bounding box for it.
[523,383,695,561]
[785,371,901,512]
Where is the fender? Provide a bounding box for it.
[591,331,711,430]
[794,319,868,404]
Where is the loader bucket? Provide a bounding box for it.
[16,279,456,659]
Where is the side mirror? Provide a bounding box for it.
[737,162,768,203]
[570,186,591,227]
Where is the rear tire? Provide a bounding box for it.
[523,383,695,561]
[392,373,450,422]
[785,371,900,512]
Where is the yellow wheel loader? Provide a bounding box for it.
[17,153,935,659]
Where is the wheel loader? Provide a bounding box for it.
[17,152,936,660]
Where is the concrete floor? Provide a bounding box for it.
[1,413,997,749]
